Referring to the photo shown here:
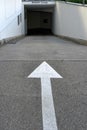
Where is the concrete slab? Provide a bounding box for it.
[0,36,87,61]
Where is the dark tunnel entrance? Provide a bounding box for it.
[25,8,53,35]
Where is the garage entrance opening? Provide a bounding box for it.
[25,8,53,35]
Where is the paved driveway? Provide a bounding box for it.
[0,36,87,130]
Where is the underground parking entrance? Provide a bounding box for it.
[24,6,54,35]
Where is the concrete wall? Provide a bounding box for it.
[40,12,52,29]
[0,0,23,40]
[53,2,87,41]
[27,11,40,29]
[27,11,52,30]
[1,1,87,41]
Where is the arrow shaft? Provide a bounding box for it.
[41,78,58,130]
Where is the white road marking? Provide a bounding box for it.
[28,61,63,130]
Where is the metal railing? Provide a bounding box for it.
[56,0,87,4]
[22,0,87,4]
[22,0,55,2]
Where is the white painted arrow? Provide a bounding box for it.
[28,61,63,130]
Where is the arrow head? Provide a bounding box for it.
[28,61,63,79]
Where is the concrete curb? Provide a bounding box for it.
[0,35,25,46]
[55,35,87,46]
[0,39,6,46]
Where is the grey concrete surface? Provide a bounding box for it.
[0,60,87,130]
[0,36,87,130]
[0,36,87,60]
